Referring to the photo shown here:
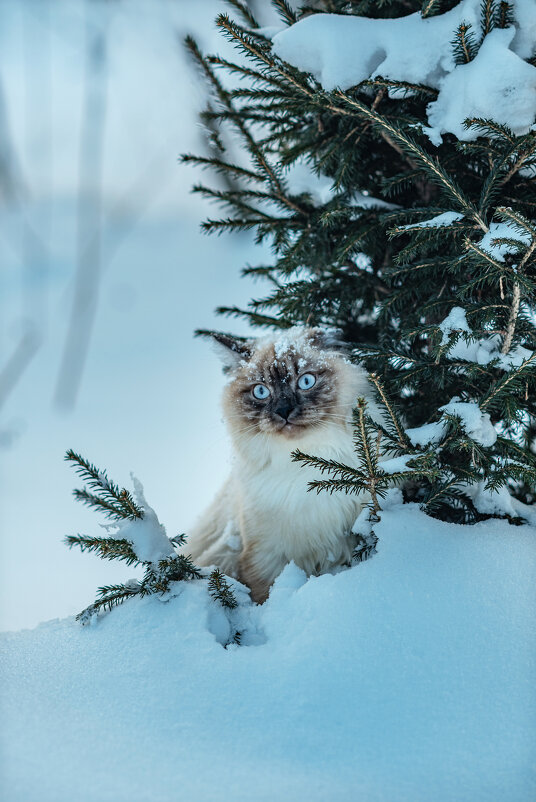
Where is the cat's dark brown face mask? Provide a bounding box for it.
[235,347,338,437]
[208,328,346,439]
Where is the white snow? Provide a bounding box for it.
[406,400,497,448]
[448,333,533,369]
[427,27,536,142]
[437,309,534,369]
[379,454,415,474]
[440,401,497,447]
[2,503,535,801]
[438,305,471,345]
[113,478,176,564]
[403,211,465,230]
[272,0,536,144]
[406,420,447,447]
[272,0,482,92]
[478,221,532,263]
[511,0,536,59]
[467,482,520,518]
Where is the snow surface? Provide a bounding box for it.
[1,504,535,802]
[272,0,536,144]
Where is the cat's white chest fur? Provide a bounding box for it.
[235,424,364,583]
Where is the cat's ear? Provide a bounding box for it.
[307,326,348,352]
[196,329,252,372]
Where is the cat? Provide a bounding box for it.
[183,326,384,603]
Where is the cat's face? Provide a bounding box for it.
[213,327,354,442]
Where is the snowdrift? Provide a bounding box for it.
[1,504,535,801]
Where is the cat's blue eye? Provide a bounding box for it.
[298,373,316,390]
[252,384,270,400]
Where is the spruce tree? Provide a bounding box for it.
[183,0,536,524]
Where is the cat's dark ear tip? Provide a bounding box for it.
[307,326,348,352]
[195,329,253,369]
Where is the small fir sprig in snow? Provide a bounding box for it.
[65,449,144,520]
[208,568,238,609]
[64,450,233,624]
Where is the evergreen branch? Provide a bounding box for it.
[215,13,315,99]
[353,531,379,563]
[187,27,306,217]
[272,0,297,25]
[216,305,290,327]
[354,399,381,517]
[77,583,141,622]
[368,372,411,449]
[496,207,536,238]
[65,535,141,566]
[206,54,288,90]
[463,118,515,143]
[481,0,498,35]
[225,0,259,28]
[208,569,238,609]
[72,489,133,520]
[307,478,372,495]
[421,0,442,19]
[65,449,143,520]
[500,225,536,354]
[181,154,265,183]
[496,1,514,29]
[481,351,536,411]
[362,77,438,99]
[501,281,521,355]
[478,136,536,215]
[423,480,475,517]
[331,91,486,229]
[452,23,478,65]
[292,449,364,482]
[463,237,508,271]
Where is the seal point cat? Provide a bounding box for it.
[184,326,383,603]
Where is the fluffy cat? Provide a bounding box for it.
[184,326,384,603]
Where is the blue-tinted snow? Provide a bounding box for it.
[1,504,535,801]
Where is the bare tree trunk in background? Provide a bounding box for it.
[0,77,22,201]
[55,5,108,411]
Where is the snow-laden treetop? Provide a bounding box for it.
[272,0,536,144]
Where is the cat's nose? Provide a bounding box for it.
[273,401,294,421]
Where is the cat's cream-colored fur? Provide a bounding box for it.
[184,327,383,602]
